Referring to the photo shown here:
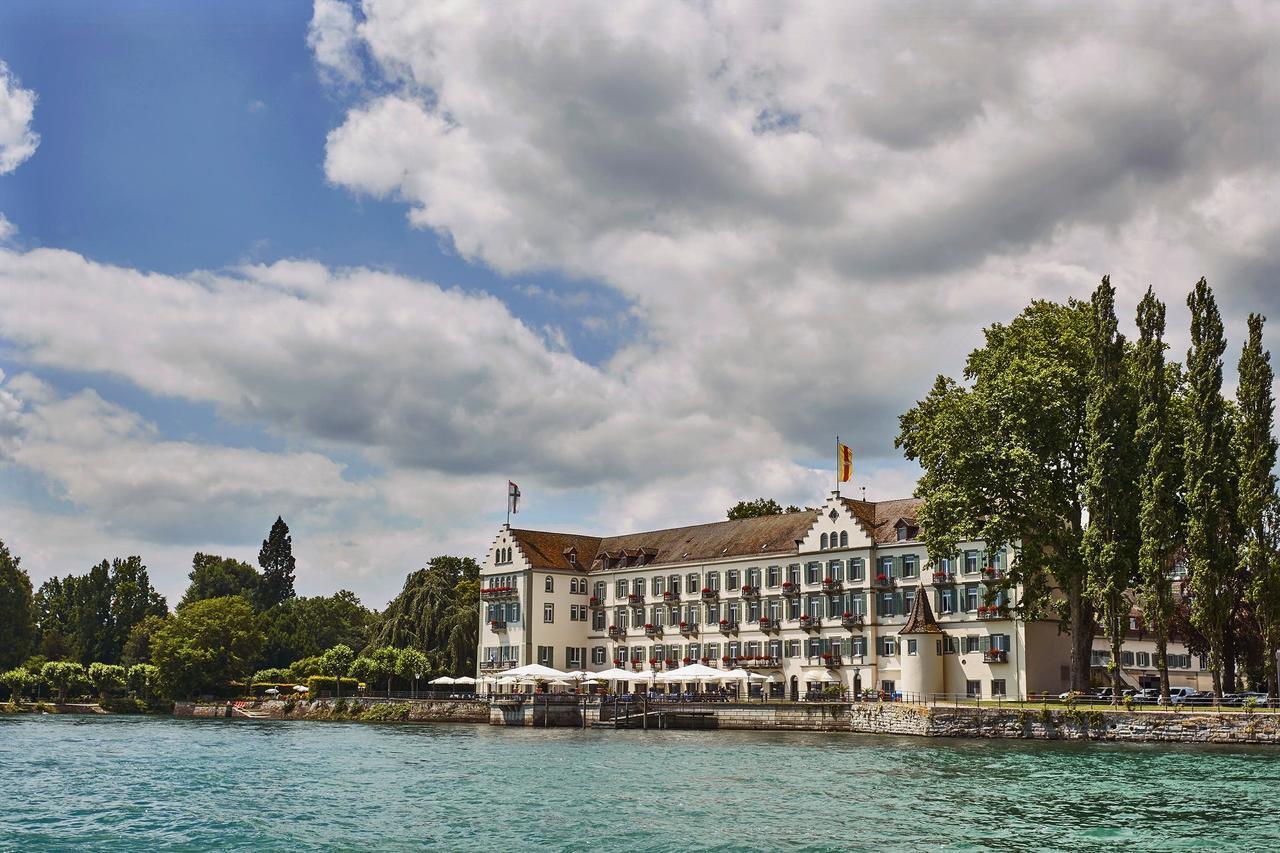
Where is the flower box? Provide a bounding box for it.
[663,590,680,602]
[627,593,645,605]
[741,585,760,598]
[781,582,800,597]
[821,578,842,593]
[488,619,507,631]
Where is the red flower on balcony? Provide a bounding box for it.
[644,623,655,630]
[682,657,692,664]
[722,656,731,663]
[649,658,657,665]
[702,587,713,594]
[842,611,851,618]
[822,652,832,661]
[877,573,887,582]
[823,577,834,584]
[719,619,729,626]
[679,621,689,629]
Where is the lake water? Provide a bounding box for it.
[1,715,1278,851]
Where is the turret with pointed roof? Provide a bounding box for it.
[899,584,942,635]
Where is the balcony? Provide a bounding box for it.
[873,575,897,590]
[820,654,844,668]
[758,616,780,632]
[981,568,1006,584]
[983,649,1009,664]
[977,606,1009,621]
[718,620,738,635]
[799,616,820,631]
[488,619,507,632]
[608,625,625,639]
[480,659,516,672]
[840,613,865,630]
[627,593,646,606]
[740,585,761,599]
[781,583,800,598]
[663,590,680,603]
[701,588,719,602]
[678,621,698,636]
[931,571,957,586]
[743,656,782,669]
[644,624,662,638]
[821,578,843,594]
[588,595,605,608]
[481,585,517,601]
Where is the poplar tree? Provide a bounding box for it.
[1234,313,1280,696]
[1183,278,1235,696]
[1082,277,1140,703]
[257,516,297,610]
[1133,287,1181,702]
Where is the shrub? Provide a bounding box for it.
[305,676,359,695]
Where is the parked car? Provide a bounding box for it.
[1226,691,1272,707]
[1133,688,1161,704]
[1166,687,1200,706]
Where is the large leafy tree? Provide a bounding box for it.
[897,299,1096,691]
[41,660,86,703]
[87,662,127,701]
[259,590,375,669]
[1183,279,1237,696]
[0,539,36,669]
[1133,288,1183,702]
[150,596,264,698]
[1082,278,1140,702]
[318,643,355,699]
[368,556,480,675]
[256,517,297,610]
[34,557,167,665]
[1235,313,1280,696]
[179,553,260,609]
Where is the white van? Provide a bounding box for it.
[1166,687,1201,706]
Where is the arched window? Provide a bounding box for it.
[570,578,580,594]
[839,531,848,548]
[545,575,554,593]
[820,533,829,550]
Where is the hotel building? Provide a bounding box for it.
[478,492,1210,699]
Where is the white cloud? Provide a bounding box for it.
[0,212,14,242]
[307,0,363,87]
[0,60,39,174]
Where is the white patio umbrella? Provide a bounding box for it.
[816,669,838,683]
[593,667,643,681]
[264,687,280,695]
[502,663,569,680]
[662,663,726,681]
[293,685,309,693]
[549,679,572,687]
[428,676,456,685]
[722,668,755,681]
[453,676,476,685]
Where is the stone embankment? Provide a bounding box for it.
[174,697,489,723]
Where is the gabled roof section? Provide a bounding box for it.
[509,510,822,573]
[899,585,942,635]
[840,497,924,544]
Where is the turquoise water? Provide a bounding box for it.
[1,716,1278,851]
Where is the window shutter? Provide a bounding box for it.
[980,635,991,653]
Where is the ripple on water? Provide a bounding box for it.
[1,716,1278,851]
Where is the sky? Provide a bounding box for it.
[0,1,1277,609]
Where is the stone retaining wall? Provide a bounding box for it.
[175,697,489,723]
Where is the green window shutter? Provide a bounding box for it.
[980,636,991,653]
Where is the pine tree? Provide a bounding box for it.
[1134,287,1181,702]
[1234,313,1280,697]
[1082,277,1141,703]
[257,517,297,610]
[1183,278,1235,697]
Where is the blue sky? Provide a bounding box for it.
[0,1,1276,607]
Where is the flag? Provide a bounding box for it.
[837,442,853,483]
[508,481,521,514]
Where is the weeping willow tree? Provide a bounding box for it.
[367,556,480,675]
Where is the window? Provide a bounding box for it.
[849,558,864,581]
[881,680,896,695]
[1137,651,1151,667]
[747,600,761,622]
[897,525,908,542]
[569,577,579,594]
[938,556,951,574]
[614,607,627,629]
[806,595,823,620]
[616,579,628,598]
[544,603,554,623]
[881,637,896,656]
[787,564,801,586]
[821,533,829,549]
[747,567,762,588]
[726,569,740,589]
[906,639,918,656]
[594,581,605,601]
[964,551,978,574]
[940,588,956,614]
[839,531,848,548]
[707,571,720,591]
[766,565,781,587]
[902,555,918,578]
[991,679,1006,696]
[592,646,606,664]
[852,636,867,657]
[706,603,720,625]
[1129,616,1138,631]
[566,647,584,668]
[786,639,801,658]
[966,680,981,698]
[880,592,895,617]
[964,584,979,611]
[943,636,958,654]
[687,572,699,594]
[670,575,681,595]
[965,635,980,654]
[653,576,665,596]
[728,602,740,624]
[706,643,720,661]
[991,634,1010,652]
[592,610,606,631]
[537,646,553,666]
[1122,651,1135,666]
[634,577,646,596]
[880,556,894,578]
[806,562,821,584]
[828,560,843,581]
[903,588,916,614]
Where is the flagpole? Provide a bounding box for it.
[835,435,840,498]
[506,482,511,527]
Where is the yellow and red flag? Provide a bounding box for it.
[837,441,853,483]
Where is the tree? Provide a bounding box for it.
[150,596,265,698]
[257,517,297,610]
[371,646,400,696]
[1235,313,1280,697]
[1183,279,1237,696]
[1082,277,1141,703]
[0,540,36,669]
[34,557,167,666]
[87,662,127,701]
[726,499,802,519]
[347,656,378,692]
[368,556,481,676]
[107,557,168,659]
[127,663,160,701]
[1133,287,1183,702]
[318,644,354,700]
[259,591,375,669]
[179,553,260,609]
[897,299,1097,690]
[397,648,430,698]
[41,661,86,703]
[122,614,172,667]
[1,667,35,702]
